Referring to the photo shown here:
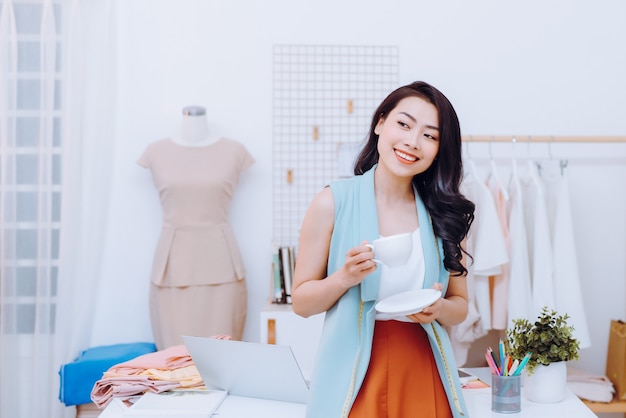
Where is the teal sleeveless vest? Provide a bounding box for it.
[305,165,469,417]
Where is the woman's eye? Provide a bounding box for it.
[397,121,409,128]
[425,134,438,141]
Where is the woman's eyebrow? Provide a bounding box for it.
[399,111,417,122]
[399,111,439,131]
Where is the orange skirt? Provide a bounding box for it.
[349,320,452,418]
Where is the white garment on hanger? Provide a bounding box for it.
[450,159,508,366]
[486,162,511,331]
[521,160,556,318]
[540,160,591,349]
[506,160,534,328]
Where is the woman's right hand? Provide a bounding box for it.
[336,241,378,289]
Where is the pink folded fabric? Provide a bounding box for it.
[90,376,181,408]
[106,345,193,375]
[90,335,231,408]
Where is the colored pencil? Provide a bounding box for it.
[512,352,532,376]
[485,352,500,375]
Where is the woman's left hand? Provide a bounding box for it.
[406,282,443,324]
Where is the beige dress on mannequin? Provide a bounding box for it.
[138,106,255,349]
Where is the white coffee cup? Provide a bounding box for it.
[366,232,413,268]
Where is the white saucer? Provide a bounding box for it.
[375,289,442,316]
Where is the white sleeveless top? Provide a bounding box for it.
[376,227,425,321]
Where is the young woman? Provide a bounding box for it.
[291,81,475,417]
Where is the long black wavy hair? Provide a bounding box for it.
[354,81,474,276]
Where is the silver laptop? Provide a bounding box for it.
[183,335,309,404]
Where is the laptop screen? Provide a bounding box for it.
[183,336,309,404]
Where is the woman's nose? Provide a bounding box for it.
[406,132,422,149]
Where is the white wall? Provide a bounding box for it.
[89,0,626,376]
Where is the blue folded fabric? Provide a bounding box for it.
[58,341,157,406]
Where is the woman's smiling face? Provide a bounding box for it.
[374,96,440,178]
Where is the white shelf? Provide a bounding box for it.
[259,304,325,382]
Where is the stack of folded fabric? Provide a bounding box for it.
[59,342,157,407]
[91,336,230,409]
[567,367,616,403]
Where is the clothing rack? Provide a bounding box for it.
[461,135,626,143]
[461,135,626,166]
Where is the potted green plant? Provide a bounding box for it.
[507,306,580,403]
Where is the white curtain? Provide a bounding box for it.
[0,1,116,417]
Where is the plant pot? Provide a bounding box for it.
[524,361,567,403]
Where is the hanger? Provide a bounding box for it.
[487,135,508,200]
[510,136,518,179]
[560,159,568,176]
[461,135,473,179]
[464,135,473,159]
[548,135,569,176]
[548,135,554,161]
[546,135,568,177]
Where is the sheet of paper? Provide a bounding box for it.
[123,390,228,417]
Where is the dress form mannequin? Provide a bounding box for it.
[172,105,219,146]
[138,115,255,349]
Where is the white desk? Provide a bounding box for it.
[98,368,597,418]
[98,395,306,418]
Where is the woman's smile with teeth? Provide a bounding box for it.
[395,149,417,162]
